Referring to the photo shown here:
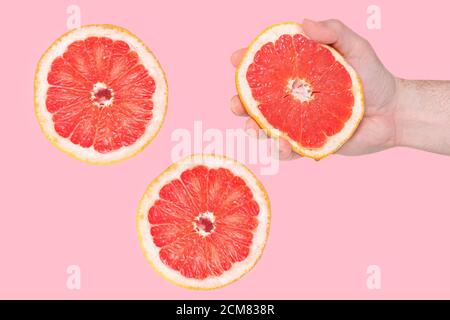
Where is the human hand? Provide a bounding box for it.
[230,19,399,159]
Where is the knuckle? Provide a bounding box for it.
[327,19,344,31]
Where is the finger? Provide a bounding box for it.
[231,48,247,68]
[282,151,301,161]
[302,18,369,57]
[245,118,260,138]
[230,95,248,116]
[277,138,295,160]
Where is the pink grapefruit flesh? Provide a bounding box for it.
[35,25,168,164]
[236,22,364,159]
[137,155,270,290]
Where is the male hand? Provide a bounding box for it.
[230,19,399,159]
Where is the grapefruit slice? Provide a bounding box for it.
[137,154,270,289]
[236,22,364,159]
[35,25,168,164]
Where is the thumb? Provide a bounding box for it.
[302,19,369,57]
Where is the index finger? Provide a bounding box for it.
[231,48,247,68]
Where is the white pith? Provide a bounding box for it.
[193,211,216,237]
[236,23,364,159]
[137,155,270,290]
[91,82,114,107]
[288,78,313,103]
[35,25,168,164]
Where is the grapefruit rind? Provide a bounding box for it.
[34,24,168,164]
[235,22,364,160]
[136,154,271,290]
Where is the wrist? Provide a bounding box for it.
[392,78,450,153]
[393,78,420,149]
[392,77,406,148]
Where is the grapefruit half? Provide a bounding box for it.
[137,154,270,290]
[236,22,364,159]
[35,25,168,164]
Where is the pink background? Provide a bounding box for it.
[1,0,449,299]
